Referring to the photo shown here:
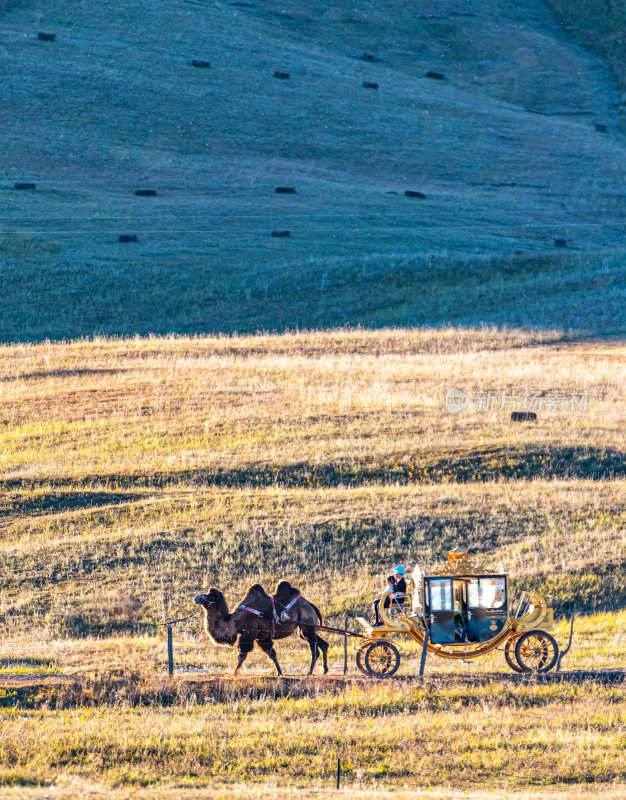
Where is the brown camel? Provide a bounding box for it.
[193,581,329,675]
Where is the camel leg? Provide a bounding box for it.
[256,639,282,676]
[302,629,319,675]
[234,636,254,675]
[316,635,329,675]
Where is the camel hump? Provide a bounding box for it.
[248,583,269,597]
[274,580,300,603]
[240,583,272,612]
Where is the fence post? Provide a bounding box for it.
[167,625,174,676]
[419,629,429,677]
[343,616,348,675]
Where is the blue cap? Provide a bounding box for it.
[393,565,405,576]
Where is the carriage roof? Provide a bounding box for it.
[417,551,506,579]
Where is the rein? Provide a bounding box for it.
[136,609,200,629]
[154,609,199,627]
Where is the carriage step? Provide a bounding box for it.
[357,616,373,634]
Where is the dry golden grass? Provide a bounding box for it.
[0,328,624,794]
[1,329,622,486]
[1,328,623,631]
[3,780,626,800]
[1,677,625,792]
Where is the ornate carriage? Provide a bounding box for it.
[356,551,560,677]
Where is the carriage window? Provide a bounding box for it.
[467,579,480,608]
[481,577,505,608]
[467,577,506,608]
[428,579,453,611]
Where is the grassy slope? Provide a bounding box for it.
[0,330,623,630]
[1,0,626,339]
[2,0,626,793]
[0,330,625,794]
[545,0,626,128]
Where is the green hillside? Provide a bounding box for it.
[545,0,626,123]
[2,0,626,340]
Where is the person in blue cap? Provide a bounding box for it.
[372,565,407,626]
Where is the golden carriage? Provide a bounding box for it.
[356,551,560,677]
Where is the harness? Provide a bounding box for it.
[239,604,264,617]
[239,594,301,624]
[278,594,300,622]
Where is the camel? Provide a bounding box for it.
[193,581,329,675]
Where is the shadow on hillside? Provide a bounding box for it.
[1,446,621,495]
[0,491,143,518]
[0,368,126,383]
[0,510,540,585]
[3,249,626,341]
[511,562,626,615]
[3,500,621,624]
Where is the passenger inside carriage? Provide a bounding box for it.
[372,565,407,626]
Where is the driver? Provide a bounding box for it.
[372,566,407,626]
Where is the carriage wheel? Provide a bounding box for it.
[515,631,559,673]
[364,641,400,678]
[504,635,524,673]
[355,645,370,676]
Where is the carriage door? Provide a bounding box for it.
[466,576,508,642]
[425,578,455,643]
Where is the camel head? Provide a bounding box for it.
[193,587,237,646]
[193,587,223,609]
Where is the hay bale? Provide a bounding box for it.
[554,238,567,248]
[274,71,290,79]
[192,60,211,68]
[405,190,426,199]
[119,234,138,243]
[135,189,158,197]
[275,187,296,194]
[14,182,36,190]
[426,71,445,80]
[511,412,537,422]
[271,230,290,237]
[362,81,379,89]
[38,32,56,42]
